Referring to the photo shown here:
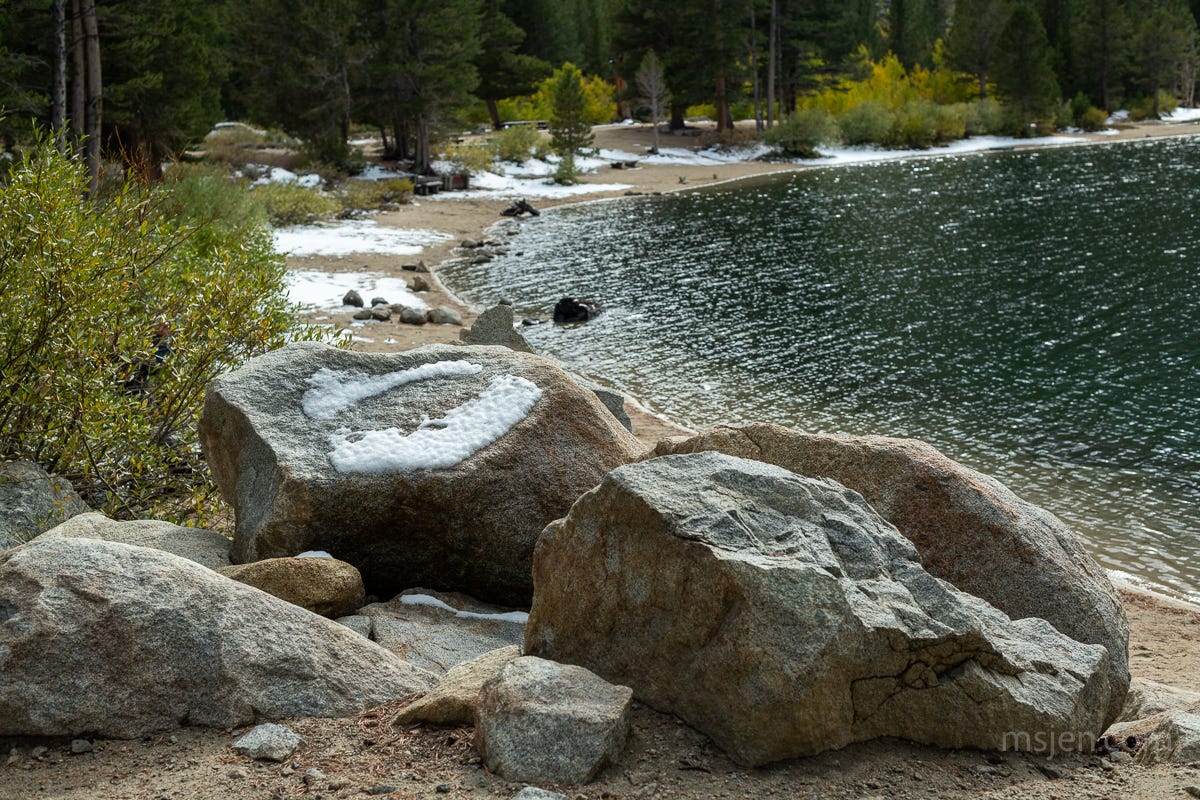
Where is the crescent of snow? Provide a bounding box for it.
[302,360,484,419]
[327,374,542,472]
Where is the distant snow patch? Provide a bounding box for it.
[327,374,542,472]
[303,361,484,419]
[286,269,429,311]
[274,219,452,257]
[400,593,530,623]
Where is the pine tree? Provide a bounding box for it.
[994,3,1062,126]
[476,0,552,130]
[1076,0,1131,109]
[548,62,594,183]
[947,0,1013,98]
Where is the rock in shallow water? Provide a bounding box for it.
[526,452,1114,766]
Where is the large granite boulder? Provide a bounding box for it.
[651,423,1129,724]
[199,341,642,605]
[43,511,232,570]
[0,460,89,549]
[0,537,434,738]
[218,556,364,618]
[476,656,632,785]
[525,452,1114,766]
[352,589,526,676]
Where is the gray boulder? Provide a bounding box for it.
[571,377,632,433]
[525,452,1113,766]
[1118,678,1200,723]
[399,306,428,325]
[1134,711,1200,765]
[394,645,522,726]
[0,537,434,738]
[343,290,364,307]
[370,305,392,322]
[476,656,632,785]
[199,341,642,605]
[428,306,463,326]
[460,304,533,353]
[652,423,1130,725]
[411,275,432,292]
[358,589,526,676]
[232,723,303,762]
[43,511,231,570]
[0,460,89,549]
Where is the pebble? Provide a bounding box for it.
[6,748,20,767]
[366,785,396,796]
[304,767,327,784]
[30,746,48,759]
[227,768,248,780]
[436,785,452,794]
[69,739,93,754]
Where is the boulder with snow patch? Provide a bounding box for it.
[394,645,522,726]
[525,452,1114,766]
[476,656,632,785]
[43,511,231,570]
[354,589,526,676]
[199,342,642,605]
[651,423,1130,725]
[218,555,364,618]
[0,537,434,738]
[0,460,89,549]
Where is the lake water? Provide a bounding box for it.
[441,137,1200,603]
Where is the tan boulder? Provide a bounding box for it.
[219,556,364,618]
[393,645,521,726]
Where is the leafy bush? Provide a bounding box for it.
[969,98,1009,136]
[930,103,967,142]
[441,141,495,174]
[1077,106,1109,131]
[493,125,544,164]
[252,181,339,226]
[765,108,838,157]
[496,69,617,126]
[839,101,893,145]
[0,138,334,523]
[1129,91,1179,120]
[336,177,414,214]
[885,102,938,149]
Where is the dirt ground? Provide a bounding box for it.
[6,121,1200,800]
[2,589,1198,800]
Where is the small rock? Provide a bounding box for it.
[1036,762,1066,780]
[461,239,480,249]
[304,768,327,785]
[1110,750,1132,764]
[68,739,92,754]
[415,260,430,273]
[228,768,248,779]
[1184,786,1200,799]
[411,275,431,292]
[30,746,47,759]
[513,789,567,800]
[5,748,19,767]
[436,784,452,793]
[231,723,303,762]
[427,306,463,326]
[371,306,392,322]
[366,785,396,795]
[352,308,373,321]
[399,306,427,325]
[370,297,388,307]
[971,764,997,776]
[343,290,364,307]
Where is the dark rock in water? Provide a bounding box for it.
[553,297,603,324]
[343,290,364,307]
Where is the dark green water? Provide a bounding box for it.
[442,137,1200,602]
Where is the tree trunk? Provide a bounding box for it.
[670,103,685,130]
[71,0,85,143]
[51,0,67,151]
[80,0,102,194]
[415,114,431,174]
[767,0,777,127]
[749,5,762,132]
[715,75,729,132]
[486,97,503,131]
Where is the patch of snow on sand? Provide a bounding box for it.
[1165,107,1200,123]
[327,374,541,472]
[597,144,773,166]
[274,219,452,257]
[812,135,1087,166]
[303,361,483,419]
[286,270,429,312]
[400,593,530,623]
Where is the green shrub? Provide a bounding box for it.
[931,103,967,142]
[0,137,335,523]
[885,102,937,149]
[252,181,339,226]
[1077,106,1109,131]
[336,177,414,215]
[969,98,1009,135]
[765,108,838,158]
[494,125,543,164]
[1130,90,1179,120]
[839,101,893,145]
[441,141,494,174]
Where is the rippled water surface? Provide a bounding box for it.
[442,138,1200,601]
